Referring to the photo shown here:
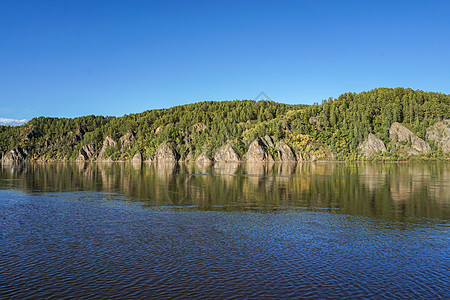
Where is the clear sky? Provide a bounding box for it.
[1,0,449,123]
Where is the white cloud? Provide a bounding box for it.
[0,118,28,126]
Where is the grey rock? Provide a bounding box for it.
[98,136,116,160]
[275,141,296,161]
[358,134,387,157]
[390,122,431,155]
[154,143,179,162]
[132,151,142,164]
[263,135,274,148]
[76,144,96,161]
[1,147,27,165]
[426,120,450,153]
[246,138,274,162]
[213,144,240,162]
[120,131,135,151]
[196,152,212,164]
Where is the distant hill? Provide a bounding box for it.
[1,88,449,164]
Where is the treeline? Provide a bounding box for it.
[0,88,449,161]
[288,87,449,159]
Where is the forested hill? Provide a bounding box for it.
[1,87,449,163]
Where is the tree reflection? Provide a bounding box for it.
[1,162,448,220]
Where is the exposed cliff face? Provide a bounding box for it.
[213,144,240,162]
[98,136,116,160]
[246,138,274,162]
[358,134,387,157]
[263,135,274,148]
[275,141,296,162]
[154,143,180,162]
[426,120,450,154]
[132,151,142,164]
[389,122,431,155]
[1,147,27,165]
[120,132,135,151]
[195,152,212,164]
[76,144,96,162]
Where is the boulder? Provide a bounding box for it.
[120,131,135,151]
[1,147,27,165]
[213,144,240,162]
[275,141,296,161]
[196,152,212,164]
[389,122,431,155]
[98,136,116,160]
[132,151,142,164]
[76,144,96,161]
[154,143,179,162]
[263,135,274,148]
[358,134,387,157]
[246,138,274,162]
[426,120,450,153]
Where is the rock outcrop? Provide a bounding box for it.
[426,120,450,153]
[120,132,135,151]
[275,141,296,161]
[213,144,240,162]
[358,134,387,157]
[183,150,195,162]
[98,136,116,160]
[76,144,96,161]
[1,147,27,164]
[192,123,207,133]
[309,117,322,131]
[132,151,142,164]
[263,135,274,148]
[196,152,213,164]
[389,122,431,155]
[246,138,274,162]
[154,143,179,162]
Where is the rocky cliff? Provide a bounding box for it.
[1,147,27,165]
[154,143,180,162]
[120,131,135,151]
[213,144,240,162]
[275,141,296,162]
[0,88,448,163]
[98,136,116,160]
[358,134,387,157]
[389,122,431,155]
[195,152,213,164]
[246,138,274,162]
[132,151,142,164]
[76,144,96,162]
[426,120,450,153]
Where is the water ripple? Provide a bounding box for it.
[0,190,448,299]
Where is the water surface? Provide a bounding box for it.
[0,162,448,298]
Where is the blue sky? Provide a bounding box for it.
[1,0,449,123]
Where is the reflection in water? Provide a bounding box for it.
[0,162,449,299]
[1,162,449,220]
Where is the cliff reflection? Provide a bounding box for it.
[1,162,449,220]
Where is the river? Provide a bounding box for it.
[0,162,448,298]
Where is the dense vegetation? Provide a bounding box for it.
[1,88,449,161]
